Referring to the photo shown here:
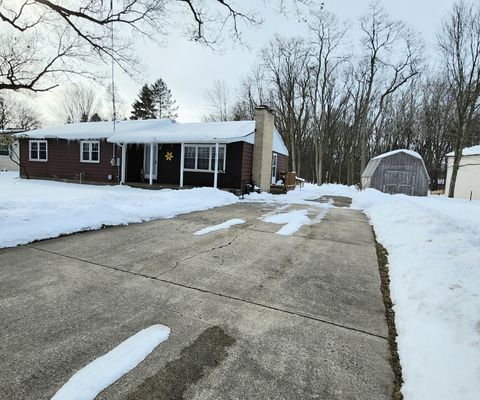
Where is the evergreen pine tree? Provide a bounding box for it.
[151,78,178,119]
[130,85,157,120]
[90,113,102,122]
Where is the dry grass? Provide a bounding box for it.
[372,228,404,400]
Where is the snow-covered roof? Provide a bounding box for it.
[446,144,480,157]
[14,119,175,140]
[109,120,253,144]
[372,149,422,160]
[17,119,289,156]
[107,120,289,156]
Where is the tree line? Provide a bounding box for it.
[1,1,479,196]
[204,1,480,195]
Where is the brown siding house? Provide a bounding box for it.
[17,108,289,192]
[19,138,120,183]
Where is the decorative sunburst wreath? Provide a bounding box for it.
[165,151,174,161]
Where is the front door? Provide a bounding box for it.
[144,144,158,180]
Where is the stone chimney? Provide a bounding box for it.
[252,106,274,192]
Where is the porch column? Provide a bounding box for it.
[213,142,219,189]
[120,144,127,184]
[180,143,185,188]
[149,143,154,186]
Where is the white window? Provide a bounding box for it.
[80,140,100,163]
[29,140,48,161]
[184,144,226,172]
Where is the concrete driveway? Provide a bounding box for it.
[0,198,393,399]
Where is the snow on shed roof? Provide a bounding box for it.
[362,148,428,178]
[371,149,422,160]
[17,119,289,156]
[446,144,480,157]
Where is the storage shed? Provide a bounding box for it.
[361,149,429,196]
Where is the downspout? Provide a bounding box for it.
[213,142,219,189]
[180,143,185,188]
[149,142,154,186]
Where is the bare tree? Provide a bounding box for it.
[0,95,14,129]
[438,1,480,197]
[203,80,230,121]
[354,2,423,182]
[307,9,348,184]
[14,103,42,130]
[414,76,453,190]
[105,82,127,120]
[0,1,310,93]
[261,35,311,174]
[0,95,41,177]
[53,84,101,123]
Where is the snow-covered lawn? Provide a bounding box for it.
[353,190,480,400]
[0,172,239,248]
[1,172,478,399]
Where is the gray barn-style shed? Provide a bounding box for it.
[361,149,429,196]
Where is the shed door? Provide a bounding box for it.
[383,171,415,195]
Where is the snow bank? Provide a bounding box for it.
[51,324,170,400]
[243,182,357,204]
[194,218,245,235]
[352,189,480,400]
[0,172,239,249]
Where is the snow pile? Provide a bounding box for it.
[194,218,245,235]
[353,190,480,400]
[260,207,328,235]
[0,172,239,249]
[243,182,357,204]
[52,324,170,400]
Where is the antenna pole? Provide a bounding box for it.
[111,0,116,131]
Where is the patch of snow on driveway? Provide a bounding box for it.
[260,208,328,235]
[51,324,170,400]
[194,218,246,235]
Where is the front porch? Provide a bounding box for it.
[120,142,247,191]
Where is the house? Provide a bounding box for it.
[361,149,429,196]
[445,145,480,200]
[0,130,20,171]
[17,107,288,193]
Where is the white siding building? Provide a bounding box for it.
[445,145,480,200]
[0,132,19,171]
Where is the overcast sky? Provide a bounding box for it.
[30,0,457,125]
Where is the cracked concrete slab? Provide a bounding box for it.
[0,200,393,399]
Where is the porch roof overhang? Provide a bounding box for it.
[107,121,289,156]
[106,120,256,145]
